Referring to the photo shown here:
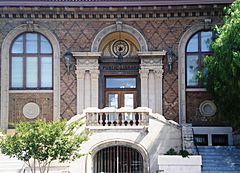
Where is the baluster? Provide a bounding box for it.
[99,113,103,126]
[88,113,92,126]
[119,113,123,126]
[146,112,149,125]
[86,113,89,126]
[137,112,141,126]
[142,112,147,126]
[115,112,119,126]
[105,112,109,126]
[127,112,130,126]
[133,112,136,126]
[93,113,97,126]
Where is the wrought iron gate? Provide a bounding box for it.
[93,146,143,173]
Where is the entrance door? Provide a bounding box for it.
[105,77,137,109]
[93,146,144,173]
[106,91,137,109]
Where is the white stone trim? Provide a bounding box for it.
[193,126,233,146]
[75,55,100,114]
[138,51,166,56]
[9,90,54,93]
[185,88,207,92]
[1,24,61,129]
[158,155,202,173]
[72,51,101,57]
[139,53,164,115]
[87,139,150,173]
[178,23,205,125]
[91,22,148,52]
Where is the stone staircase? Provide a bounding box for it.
[0,154,25,173]
[199,146,240,173]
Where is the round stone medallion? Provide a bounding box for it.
[23,102,40,119]
[112,40,130,57]
[199,100,217,117]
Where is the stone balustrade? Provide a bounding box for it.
[85,107,150,127]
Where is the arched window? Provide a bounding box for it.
[186,31,214,87]
[10,32,53,89]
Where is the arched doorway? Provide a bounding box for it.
[98,31,141,109]
[93,145,144,173]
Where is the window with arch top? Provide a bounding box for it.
[186,31,214,88]
[10,32,53,89]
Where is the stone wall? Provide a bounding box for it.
[0,5,226,124]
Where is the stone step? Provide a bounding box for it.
[199,149,240,153]
[199,149,240,152]
[202,171,240,173]
[202,166,240,171]
[199,146,240,173]
[202,156,240,160]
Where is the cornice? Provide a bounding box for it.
[0,5,225,19]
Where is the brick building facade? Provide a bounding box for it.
[0,0,234,172]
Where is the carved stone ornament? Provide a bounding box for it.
[111,40,130,58]
[139,69,149,78]
[77,59,98,66]
[154,68,164,78]
[199,100,217,117]
[90,70,100,79]
[141,58,162,66]
[75,70,85,79]
[23,102,40,119]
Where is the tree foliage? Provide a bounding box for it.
[0,119,88,173]
[203,0,240,128]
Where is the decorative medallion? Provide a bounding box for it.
[199,100,217,117]
[111,40,130,57]
[23,102,40,119]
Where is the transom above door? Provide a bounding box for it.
[105,77,137,108]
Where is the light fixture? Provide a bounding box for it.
[204,18,212,30]
[167,48,176,73]
[63,50,74,74]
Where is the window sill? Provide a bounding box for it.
[9,90,53,93]
[186,88,207,92]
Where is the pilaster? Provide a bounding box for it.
[90,70,100,107]
[75,70,85,114]
[139,69,149,107]
[155,68,164,115]
[138,51,165,115]
[74,52,101,114]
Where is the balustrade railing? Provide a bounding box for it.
[85,107,150,127]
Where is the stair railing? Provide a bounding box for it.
[20,164,26,173]
[192,128,199,155]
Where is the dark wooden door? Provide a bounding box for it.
[105,90,137,108]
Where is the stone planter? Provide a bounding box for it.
[158,155,202,173]
[6,129,16,136]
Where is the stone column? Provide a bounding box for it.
[138,51,166,114]
[148,71,155,112]
[84,71,91,108]
[155,68,164,115]
[76,70,85,114]
[139,69,149,107]
[73,52,101,114]
[90,70,100,107]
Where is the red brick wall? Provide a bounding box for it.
[0,5,225,124]
[9,93,53,127]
